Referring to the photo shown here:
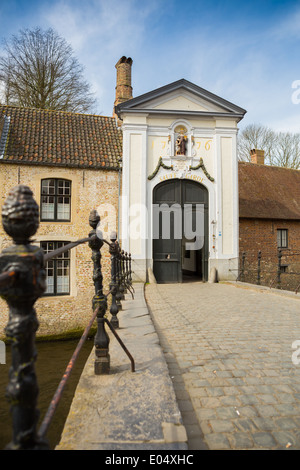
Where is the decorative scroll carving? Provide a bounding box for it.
[148,157,173,180]
[189,158,215,182]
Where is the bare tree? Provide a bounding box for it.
[272,132,300,169]
[238,123,300,169]
[0,27,97,113]
[237,124,277,164]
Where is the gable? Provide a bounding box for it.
[116,79,247,121]
[136,90,228,113]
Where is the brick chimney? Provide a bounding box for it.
[250,149,265,165]
[113,56,133,121]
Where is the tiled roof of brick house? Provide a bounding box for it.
[239,161,300,220]
[0,105,122,170]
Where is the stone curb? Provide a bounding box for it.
[56,283,188,450]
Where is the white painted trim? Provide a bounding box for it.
[232,131,239,259]
[140,125,148,260]
[121,130,130,251]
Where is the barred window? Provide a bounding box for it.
[41,179,71,221]
[41,241,70,296]
[277,229,288,248]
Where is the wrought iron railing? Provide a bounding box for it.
[231,249,300,293]
[0,185,135,450]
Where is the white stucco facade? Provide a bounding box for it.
[116,80,246,283]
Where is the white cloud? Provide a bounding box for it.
[0,0,298,131]
[40,0,164,114]
[43,0,160,55]
[269,5,300,40]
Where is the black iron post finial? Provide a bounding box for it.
[0,185,48,450]
[109,231,119,329]
[88,210,110,375]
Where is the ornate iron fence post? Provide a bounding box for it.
[115,241,122,310]
[88,210,110,375]
[257,250,261,285]
[119,250,125,300]
[241,251,246,282]
[277,249,282,289]
[125,252,129,290]
[109,231,119,329]
[129,253,132,285]
[121,250,127,294]
[0,185,48,450]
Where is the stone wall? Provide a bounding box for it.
[0,163,119,340]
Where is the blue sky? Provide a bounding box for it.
[0,0,299,132]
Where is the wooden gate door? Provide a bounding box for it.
[153,179,208,283]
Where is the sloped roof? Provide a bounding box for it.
[239,161,300,220]
[0,105,122,170]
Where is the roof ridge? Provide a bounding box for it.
[239,161,300,173]
[0,104,115,120]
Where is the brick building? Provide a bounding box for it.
[239,150,300,291]
[0,105,122,339]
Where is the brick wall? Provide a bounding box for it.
[113,57,133,120]
[0,163,119,340]
[239,218,300,291]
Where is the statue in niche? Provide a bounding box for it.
[175,128,187,156]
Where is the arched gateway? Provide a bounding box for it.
[153,179,208,283]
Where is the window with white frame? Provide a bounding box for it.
[41,241,70,295]
[41,179,71,221]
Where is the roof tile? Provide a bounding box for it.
[239,162,300,220]
[0,105,122,170]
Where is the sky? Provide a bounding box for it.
[0,0,299,132]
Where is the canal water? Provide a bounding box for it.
[0,338,94,450]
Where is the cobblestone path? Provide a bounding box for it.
[145,282,300,450]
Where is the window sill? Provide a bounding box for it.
[40,221,72,224]
[39,295,74,301]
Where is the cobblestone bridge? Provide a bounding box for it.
[145,281,300,450]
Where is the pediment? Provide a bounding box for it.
[138,90,227,113]
[116,79,246,119]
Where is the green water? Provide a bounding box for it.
[0,338,94,450]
